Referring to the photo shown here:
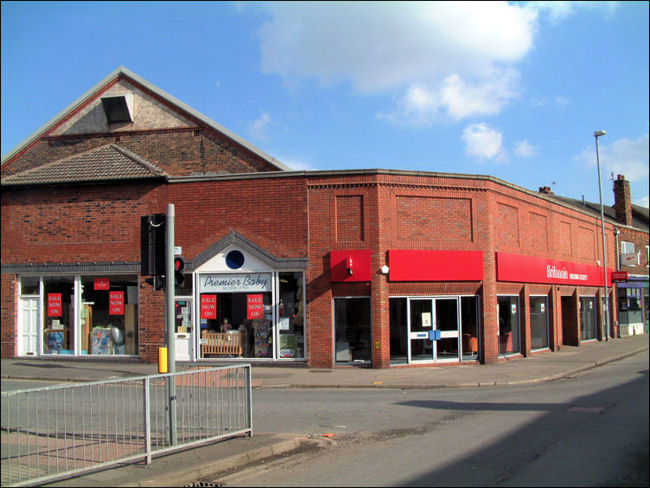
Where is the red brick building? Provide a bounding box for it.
[2,67,647,368]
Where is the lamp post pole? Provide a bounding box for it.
[594,130,610,342]
[166,203,177,444]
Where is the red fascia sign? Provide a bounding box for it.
[611,271,628,283]
[496,252,612,287]
[200,294,217,320]
[94,278,110,290]
[47,293,62,317]
[247,294,264,320]
[330,250,372,282]
[388,250,484,282]
[109,291,124,315]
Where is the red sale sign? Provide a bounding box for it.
[48,293,62,317]
[247,294,264,320]
[109,291,124,315]
[201,294,217,319]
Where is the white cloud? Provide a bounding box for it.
[249,111,272,140]
[524,1,617,24]
[257,2,536,124]
[462,123,508,162]
[514,140,537,157]
[574,133,649,183]
[635,196,649,208]
[380,69,520,126]
[530,95,570,107]
[555,95,570,106]
[441,70,520,121]
[277,157,317,171]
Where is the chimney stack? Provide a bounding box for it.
[613,174,633,226]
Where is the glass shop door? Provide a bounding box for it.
[408,297,460,363]
[409,299,434,362]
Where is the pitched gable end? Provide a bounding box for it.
[2,67,291,174]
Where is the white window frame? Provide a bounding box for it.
[621,241,635,254]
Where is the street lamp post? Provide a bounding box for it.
[594,130,610,342]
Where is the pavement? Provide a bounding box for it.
[2,334,648,487]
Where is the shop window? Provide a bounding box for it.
[175,299,192,333]
[498,296,521,355]
[461,296,479,359]
[278,272,305,359]
[43,277,75,355]
[530,296,549,350]
[335,297,371,363]
[175,275,193,335]
[579,297,597,341]
[81,276,139,355]
[20,276,40,295]
[200,292,273,359]
[389,298,408,364]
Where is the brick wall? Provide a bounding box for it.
[1,128,278,178]
[1,167,631,365]
[1,174,309,362]
[305,172,621,366]
[617,227,649,274]
[0,274,18,358]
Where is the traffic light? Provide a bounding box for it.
[141,214,166,277]
[174,257,185,288]
[145,276,165,290]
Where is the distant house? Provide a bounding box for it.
[2,67,647,367]
[539,179,649,337]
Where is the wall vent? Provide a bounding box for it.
[101,93,134,123]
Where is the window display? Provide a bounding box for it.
[199,292,272,358]
[579,296,597,341]
[197,271,305,360]
[498,296,520,355]
[335,297,371,363]
[530,295,549,350]
[278,272,305,359]
[43,277,74,354]
[461,296,479,359]
[81,276,139,355]
[29,274,139,356]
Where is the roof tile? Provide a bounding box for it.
[1,144,166,186]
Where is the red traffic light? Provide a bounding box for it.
[174,257,185,272]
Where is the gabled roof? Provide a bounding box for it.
[1,66,291,171]
[1,144,166,186]
[550,194,649,232]
[189,230,308,272]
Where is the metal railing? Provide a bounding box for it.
[1,364,252,487]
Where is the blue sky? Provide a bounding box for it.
[2,1,648,207]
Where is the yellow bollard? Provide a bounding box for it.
[158,347,168,373]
